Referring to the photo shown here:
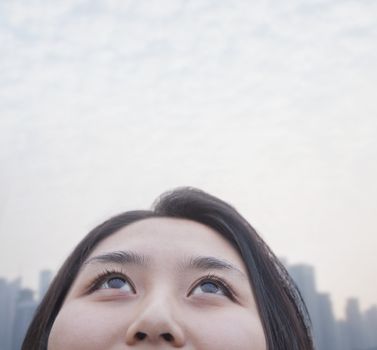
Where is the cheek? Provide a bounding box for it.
[188,308,266,350]
[47,300,266,350]
[48,301,125,350]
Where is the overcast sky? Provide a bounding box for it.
[1,0,376,319]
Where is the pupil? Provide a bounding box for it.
[107,278,125,289]
[201,282,219,293]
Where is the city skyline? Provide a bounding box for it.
[7,254,374,320]
[4,258,376,323]
[1,262,376,350]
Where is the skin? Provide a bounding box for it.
[48,218,267,349]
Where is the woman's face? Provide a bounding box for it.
[48,218,267,350]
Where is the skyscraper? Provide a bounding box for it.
[345,298,365,350]
[364,306,377,348]
[38,269,53,301]
[317,292,338,350]
[0,278,21,350]
[288,264,321,349]
[11,288,37,350]
[337,319,351,350]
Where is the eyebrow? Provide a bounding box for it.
[82,250,247,279]
[183,256,247,279]
[83,250,148,267]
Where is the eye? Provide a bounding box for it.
[100,276,134,292]
[88,270,136,294]
[189,275,235,300]
[191,280,225,295]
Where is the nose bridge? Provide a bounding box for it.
[125,285,186,346]
[139,287,176,327]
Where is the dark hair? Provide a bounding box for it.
[23,187,313,350]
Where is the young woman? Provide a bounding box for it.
[23,187,314,349]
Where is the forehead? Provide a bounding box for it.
[89,217,245,268]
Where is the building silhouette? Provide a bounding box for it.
[0,277,21,350]
[364,306,377,348]
[11,288,37,350]
[286,262,377,350]
[287,263,322,349]
[0,270,52,350]
[38,269,53,301]
[317,292,338,350]
[338,319,351,350]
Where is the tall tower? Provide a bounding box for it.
[288,264,321,349]
[336,319,351,350]
[0,278,21,350]
[345,298,365,350]
[11,288,37,350]
[364,306,377,348]
[317,293,338,350]
[38,269,53,301]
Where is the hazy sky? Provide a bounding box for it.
[1,0,376,319]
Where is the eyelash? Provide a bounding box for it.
[86,268,135,294]
[86,269,237,301]
[190,273,237,301]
